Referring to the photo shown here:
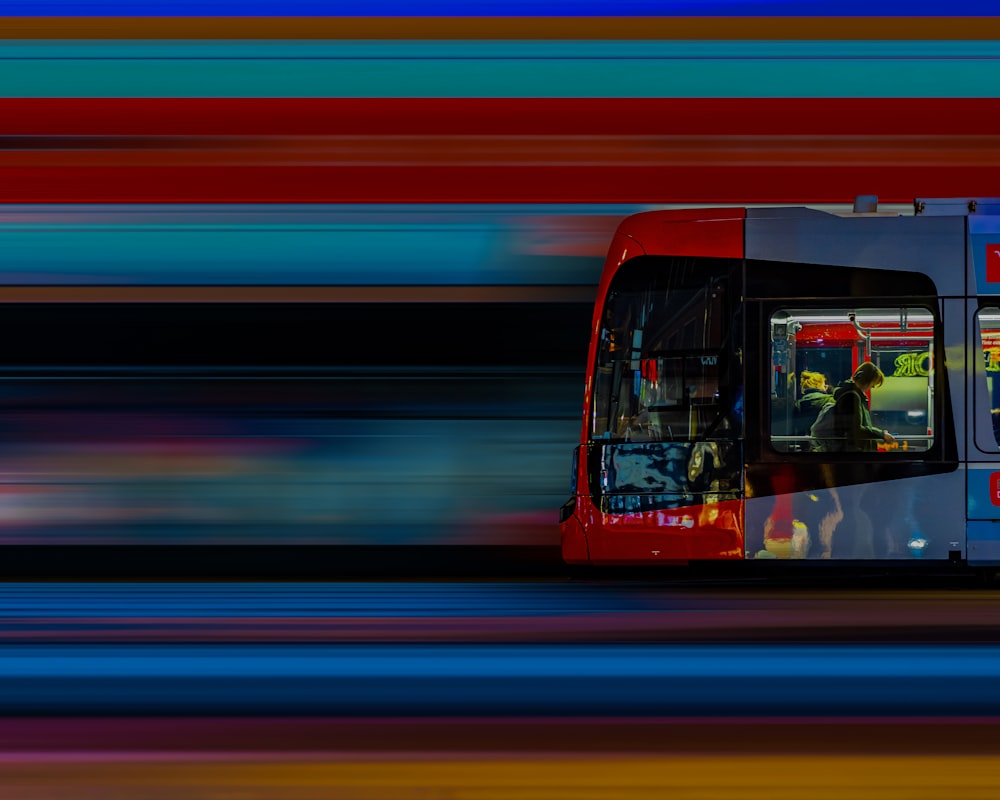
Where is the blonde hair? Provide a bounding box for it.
[800,370,827,391]
[852,361,885,389]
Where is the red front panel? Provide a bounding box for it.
[615,209,746,260]
[564,494,744,565]
[566,209,747,565]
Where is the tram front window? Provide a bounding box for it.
[613,353,723,442]
[769,307,935,454]
[590,256,739,443]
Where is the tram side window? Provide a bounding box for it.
[978,308,1000,448]
[769,307,935,454]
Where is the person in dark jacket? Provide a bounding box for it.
[829,361,896,452]
[793,370,833,437]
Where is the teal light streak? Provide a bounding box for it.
[0,41,998,97]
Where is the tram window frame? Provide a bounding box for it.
[974,306,1000,453]
[767,306,937,457]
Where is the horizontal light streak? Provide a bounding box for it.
[4,165,999,203]
[0,643,996,715]
[2,134,998,168]
[1,715,997,752]
[0,715,997,800]
[0,714,996,795]
[0,418,578,545]
[0,643,997,678]
[1,16,999,40]
[0,581,990,643]
[7,41,1000,57]
[1,98,995,136]
[0,286,598,302]
[3,46,1000,97]
[0,753,998,800]
[0,0,995,12]
[0,220,611,283]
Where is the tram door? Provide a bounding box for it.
[966,212,1000,565]
[968,304,1000,564]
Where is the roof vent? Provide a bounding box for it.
[853,195,878,214]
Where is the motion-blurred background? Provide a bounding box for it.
[3,8,1000,561]
[2,6,1000,800]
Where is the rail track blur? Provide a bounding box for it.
[0,578,999,798]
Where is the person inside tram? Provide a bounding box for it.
[793,370,833,437]
[828,361,897,452]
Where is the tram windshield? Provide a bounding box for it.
[590,257,740,443]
